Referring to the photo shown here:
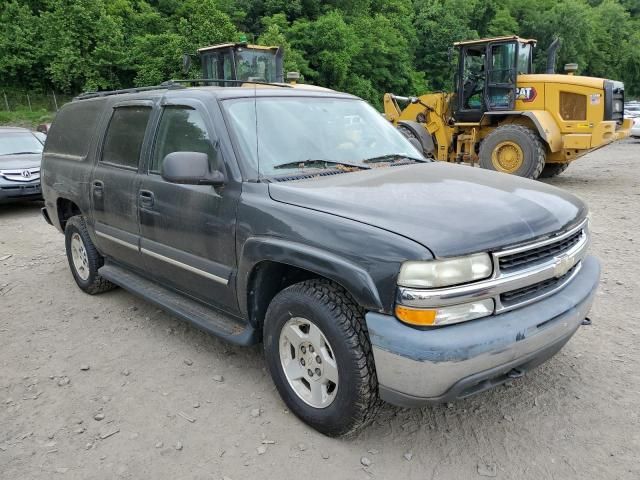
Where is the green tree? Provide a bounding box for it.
[0,1,42,89]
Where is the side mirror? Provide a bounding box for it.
[161,152,225,186]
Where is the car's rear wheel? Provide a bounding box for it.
[64,216,116,294]
[263,279,380,437]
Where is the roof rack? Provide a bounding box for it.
[168,78,293,88]
[74,78,293,101]
[74,81,185,100]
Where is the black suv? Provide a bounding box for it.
[41,85,600,436]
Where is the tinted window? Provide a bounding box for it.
[101,107,151,168]
[151,107,214,173]
[45,99,105,158]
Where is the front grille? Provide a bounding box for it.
[499,228,584,272]
[0,168,41,182]
[500,264,578,306]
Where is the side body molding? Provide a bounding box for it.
[237,236,384,320]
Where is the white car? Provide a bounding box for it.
[631,116,640,138]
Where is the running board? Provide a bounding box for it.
[99,262,257,346]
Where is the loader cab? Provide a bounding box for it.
[198,43,284,86]
[453,36,535,122]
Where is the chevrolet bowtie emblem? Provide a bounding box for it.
[554,254,574,278]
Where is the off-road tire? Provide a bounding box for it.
[539,162,570,178]
[479,125,546,179]
[263,279,380,437]
[64,216,116,294]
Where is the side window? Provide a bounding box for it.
[101,106,151,168]
[151,107,215,174]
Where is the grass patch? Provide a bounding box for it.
[0,109,55,128]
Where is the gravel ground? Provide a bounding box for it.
[1,140,639,480]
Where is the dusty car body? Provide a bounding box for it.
[41,85,600,436]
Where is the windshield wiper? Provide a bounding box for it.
[273,159,370,170]
[0,151,42,156]
[362,154,425,164]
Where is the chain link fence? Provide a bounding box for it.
[0,89,75,112]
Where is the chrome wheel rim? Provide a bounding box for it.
[70,233,90,281]
[279,317,339,409]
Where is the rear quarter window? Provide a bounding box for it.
[44,99,106,159]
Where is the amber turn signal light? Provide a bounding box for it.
[395,305,437,326]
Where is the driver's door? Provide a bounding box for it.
[485,42,517,111]
[137,99,240,314]
[456,45,486,122]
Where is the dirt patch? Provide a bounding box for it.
[1,141,639,479]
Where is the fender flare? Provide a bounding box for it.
[397,120,436,156]
[237,237,384,320]
[481,111,562,152]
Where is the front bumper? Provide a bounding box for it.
[0,180,42,203]
[366,255,600,407]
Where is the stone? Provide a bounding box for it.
[250,408,261,418]
[57,377,70,387]
[360,456,372,467]
[212,375,224,383]
[477,462,497,477]
[256,445,267,455]
[184,359,193,366]
[80,365,90,371]
[403,452,413,461]
[175,441,183,451]
[94,413,105,421]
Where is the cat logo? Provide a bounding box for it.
[516,87,537,102]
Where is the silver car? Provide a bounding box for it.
[0,127,44,203]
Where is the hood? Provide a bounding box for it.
[0,153,42,170]
[268,162,587,258]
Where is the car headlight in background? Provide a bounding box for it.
[397,253,493,289]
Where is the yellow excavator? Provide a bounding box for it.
[384,36,632,178]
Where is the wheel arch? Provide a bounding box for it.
[238,237,384,333]
[481,111,562,152]
[55,197,83,232]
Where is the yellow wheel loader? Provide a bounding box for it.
[384,36,632,178]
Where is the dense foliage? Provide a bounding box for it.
[1,0,639,108]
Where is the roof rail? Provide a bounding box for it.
[74,81,185,101]
[168,78,293,88]
[73,77,293,101]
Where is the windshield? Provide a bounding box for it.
[236,49,278,82]
[0,132,44,156]
[223,97,423,177]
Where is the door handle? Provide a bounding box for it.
[92,180,104,198]
[139,190,155,208]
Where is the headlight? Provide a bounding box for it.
[398,253,493,289]
[395,299,494,327]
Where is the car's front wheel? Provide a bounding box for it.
[263,279,380,437]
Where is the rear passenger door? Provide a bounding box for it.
[138,100,240,313]
[92,102,152,268]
